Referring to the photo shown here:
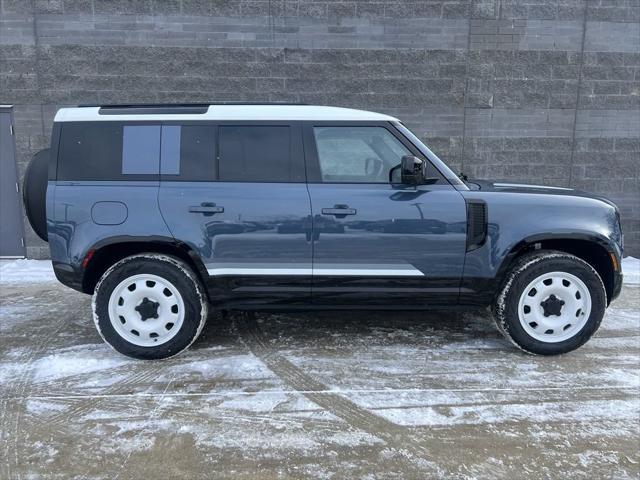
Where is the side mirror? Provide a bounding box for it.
[400,155,425,185]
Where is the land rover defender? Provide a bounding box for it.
[23,104,624,359]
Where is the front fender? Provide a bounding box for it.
[460,191,621,305]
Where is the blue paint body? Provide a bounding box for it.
[459,185,623,305]
[45,122,624,309]
[307,183,466,306]
[159,181,313,305]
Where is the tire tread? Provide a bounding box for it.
[92,253,208,359]
[492,250,606,355]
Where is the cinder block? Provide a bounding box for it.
[2,0,639,258]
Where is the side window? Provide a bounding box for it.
[313,126,411,183]
[58,123,124,180]
[218,126,303,182]
[58,122,161,180]
[160,125,216,181]
[122,125,160,175]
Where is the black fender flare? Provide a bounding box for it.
[80,236,210,296]
[495,231,620,300]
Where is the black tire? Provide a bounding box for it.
[23,148,49,242]
[92,254,208,359]
[493,250,606,355]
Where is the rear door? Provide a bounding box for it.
[158,122,312,307]
[304,123,467,306]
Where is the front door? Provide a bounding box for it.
[158,122,312,307]
[305,124,467,306]
[0,107,25,258]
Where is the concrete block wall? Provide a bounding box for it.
[1,0,638,258]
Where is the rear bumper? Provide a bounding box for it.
[52,262,85,293]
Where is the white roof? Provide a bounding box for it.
[54,105,399,123]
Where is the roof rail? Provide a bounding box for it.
[80,102,309,108]
[97,105,208,115]
[82,102,310,116]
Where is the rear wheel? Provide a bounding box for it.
[493,251,606,355]
[93,254,208,359]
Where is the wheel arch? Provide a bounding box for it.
[497,233,619,305]
[81,236,210,300]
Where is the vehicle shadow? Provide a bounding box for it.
[192,307,504,352]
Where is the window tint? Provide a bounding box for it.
[58,123,302,182]
[122,125,160,175]
[313,127,411,183]
[160,125,216,181]
[218,126,302,182]
[58,123,124,181]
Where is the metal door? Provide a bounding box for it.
[158,122,313,307]
[308,183,467,306]
[0,107,25,258]
[304,123,467,306]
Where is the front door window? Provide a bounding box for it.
[313,126,411,183]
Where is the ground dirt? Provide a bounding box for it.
[0,279,638,479]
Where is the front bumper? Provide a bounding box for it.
[610,270,623,304]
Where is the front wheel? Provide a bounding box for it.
[93,254,208,359]
[493,251,606,355]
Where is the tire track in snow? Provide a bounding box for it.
[0,313,66,480]
[233,311,442,476]
[44,366,162,427]
[23,342,249,398]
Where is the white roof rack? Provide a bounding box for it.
[54,105,399,123]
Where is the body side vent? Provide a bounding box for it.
[466,199,487,251]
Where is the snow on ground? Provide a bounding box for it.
[0,256,639,477]
[31,344,131,383]
[0,304,36,332]
[622,256,640,284]
[0,259,54,283]
[1,257,639,285]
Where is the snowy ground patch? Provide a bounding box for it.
[31,344,131,383]
[0,259,55,284]
[0,257,639,478]
[621,256,640,284]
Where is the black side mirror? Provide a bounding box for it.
[400,155,425,185]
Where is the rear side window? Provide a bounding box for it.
[58,123,160,181]
[58,123,124,180]
[160,125,216,181]
[58,123,302,182]
[122,126,160,174]
[218,126,304,182]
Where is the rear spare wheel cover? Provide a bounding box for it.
[23,148,49,242]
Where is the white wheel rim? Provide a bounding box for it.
[108,273,185,347]
[517,271,592,343]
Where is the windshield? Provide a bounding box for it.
[393,122,466,188]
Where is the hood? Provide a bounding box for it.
[465,179,619,210]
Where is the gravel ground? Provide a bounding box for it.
[0,261,638,479]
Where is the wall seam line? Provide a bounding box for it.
[459,0,474,176]
[29,0,45,139]
[567,0,589,188]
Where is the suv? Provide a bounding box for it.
[23,104,624,359]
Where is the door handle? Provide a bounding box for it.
[189,203,224,215]
[321,205,357,217]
